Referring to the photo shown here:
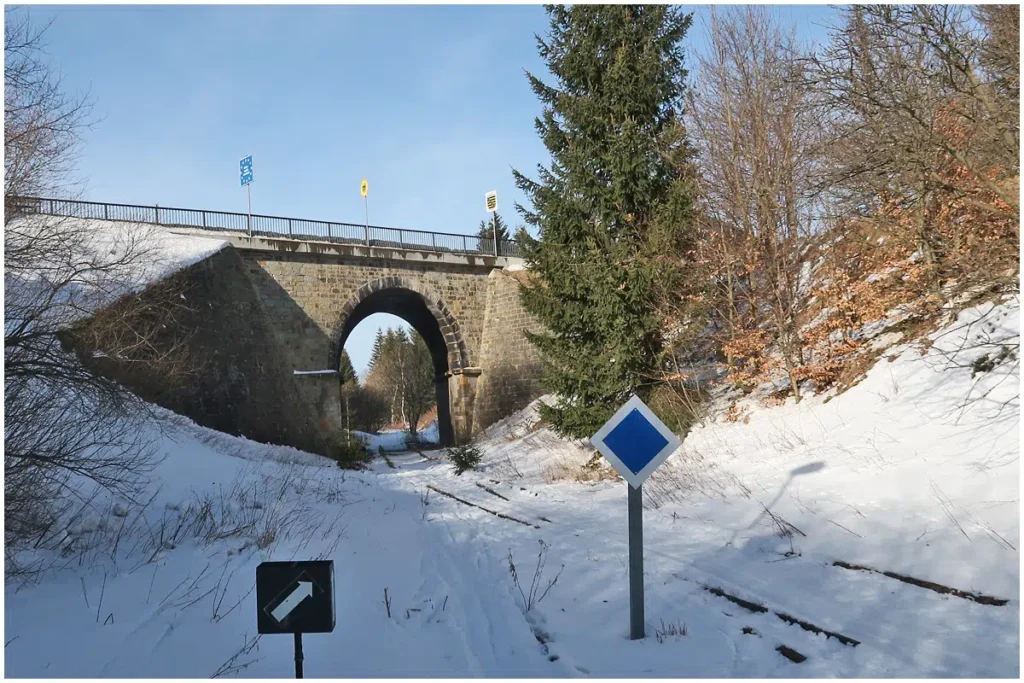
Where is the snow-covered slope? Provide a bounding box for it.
[467,297,1019,676]
[5,216,229,327]
[4,299,1018,677]
[4,409,554,678]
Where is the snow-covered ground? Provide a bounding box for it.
[356,421,441,453]
[4,299,1018,677]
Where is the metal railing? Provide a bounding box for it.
[10,196,523,258]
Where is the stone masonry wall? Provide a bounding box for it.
[89,246,335,455]
[241,251,493,372]
[472,268,545,433]
[239,250,496,443]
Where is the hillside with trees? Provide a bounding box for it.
[517,5,1019,433]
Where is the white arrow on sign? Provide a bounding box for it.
[270,581,313,622]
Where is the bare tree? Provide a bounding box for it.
[4,8,91,209]
[688,6,819,399]
[664,4,1017,404]
[975,5,1019,108]
[400,334,436,436]
[4,11,194,571]
[810,5,1019,296]
[364,328,436,436]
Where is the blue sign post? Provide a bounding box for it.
[240,155,254,237]
[591,394,681,640]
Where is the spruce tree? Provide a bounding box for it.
[477,212,511,245]
[338,349,357,385]
[368,329,385,372]
[513,5,695,439]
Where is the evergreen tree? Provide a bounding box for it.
[512,5,696,439]
[477,212,511,246]
[368,329,385,372]
[340,343,389,434]
[365,325,434,429]
[338,349,357,385]
[389,327,409,346]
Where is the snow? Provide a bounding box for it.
[89,220,230,293]
[4,300,1018,677]
[5,216,229,327]
[356,421,441,452]
[292,370,338,376]
[76,218,230,290]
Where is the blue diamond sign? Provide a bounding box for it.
[591,394,681,488]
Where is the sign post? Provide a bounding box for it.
[256,560,335,678]
[485,190,498,256]
[361,178,369,246]
[240,155,254,238]
[591,395,681,640]
[627,481,644,637]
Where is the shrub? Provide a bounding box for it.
[446,444,483,476]
[648,382,710,437]
[347,384,390,434]
[404,433,435,451]
[327,431,370,469]
[507,540,564,612]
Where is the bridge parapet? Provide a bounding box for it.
[13,196,523,258]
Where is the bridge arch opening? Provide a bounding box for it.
[327,277,470,447]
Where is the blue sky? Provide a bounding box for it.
[24,4,836,376]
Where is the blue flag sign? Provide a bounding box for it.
[591,394,681,488]
[240,155,254,186]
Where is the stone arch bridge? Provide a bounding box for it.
[242,232,542,448]
[25,198,545,453]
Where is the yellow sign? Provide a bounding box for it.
[360,179,368,197]
[485,190,497,212]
